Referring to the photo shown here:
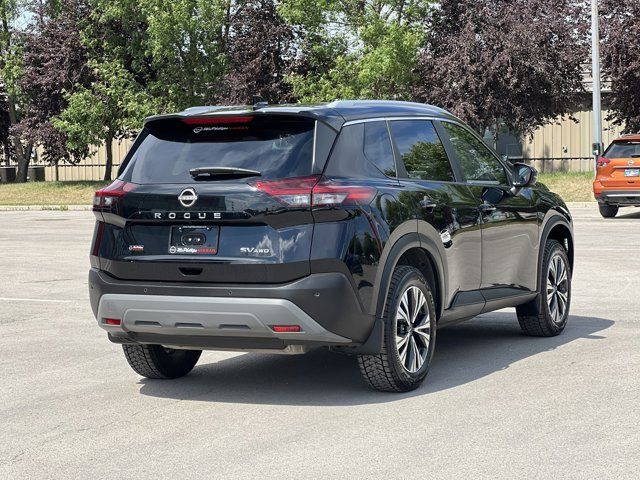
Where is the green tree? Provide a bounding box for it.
[139,0,227,108]
[1,0,33,181]
[414,0,588,140]
[53,60,157,180]
[280,0,431,102]
[601,0,640,132]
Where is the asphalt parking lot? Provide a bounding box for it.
[1,205,639,479]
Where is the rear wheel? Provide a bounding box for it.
[516,239,571,337]
[598,203,618,218]
[358,266,436,392]
[122,344,201,379]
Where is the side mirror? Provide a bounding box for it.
[512,163,538,188]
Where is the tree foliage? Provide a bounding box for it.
[601,0,640,133]
[4,0,636,182]
[16,0,90,165]
[281,0,430,101]
[221,0,294,104]
[414,0,588,138]
[53,59,158,180]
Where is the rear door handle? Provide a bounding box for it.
[480,203,497,213]
[420,197,437,212]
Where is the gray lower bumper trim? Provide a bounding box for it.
[97,294,351,344]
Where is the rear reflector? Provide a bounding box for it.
[104,318,121,326]
[181,116,254,125]
[253,175,376,208]
[271,325,302,333]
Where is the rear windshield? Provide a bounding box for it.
[605,141,640,158]
[119,115,315,183]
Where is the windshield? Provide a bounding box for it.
[119,116,315,184]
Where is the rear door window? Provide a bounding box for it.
[120,115,315,183]
[605,141,640,158]
[389,120,455,182]
[364,121,396,177]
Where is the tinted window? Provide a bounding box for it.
[120,116,314,183]
[364,122,396,177]
[389,120,455,182]
[605,141,640,158]
[442,122,507,185]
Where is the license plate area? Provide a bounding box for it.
[624,168,639,177]
[169,226,219,255]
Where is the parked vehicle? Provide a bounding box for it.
[594,134,640,218]
[89,100,574,392]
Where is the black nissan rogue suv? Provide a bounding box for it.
[89,100,574,392]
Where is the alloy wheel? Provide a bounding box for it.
[546,254,569,324]
[395,286,431,373]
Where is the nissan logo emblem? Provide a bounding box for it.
[629,159,635,166]
[178,188,198,208]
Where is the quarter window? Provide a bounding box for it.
[441,122,507,185]
[364,121,396,177]
[389,120,455,182]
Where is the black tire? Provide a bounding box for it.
[358,266,437,392]
[598,204,618,218]
[122,344,201,379]
[516,239,571,337]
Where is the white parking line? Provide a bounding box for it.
[0,297,73,303]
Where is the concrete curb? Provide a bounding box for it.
[565,202,596,208]
[0,204,92,211]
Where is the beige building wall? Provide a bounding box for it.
[522,109,625,173]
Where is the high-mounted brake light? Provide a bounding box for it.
[181,116,254,125]
[93,179,136,212]
[253,176,376,208]
[596,157,610,168]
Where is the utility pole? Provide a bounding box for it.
[591,0,603,167]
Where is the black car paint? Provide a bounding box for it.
[89,101,573,352]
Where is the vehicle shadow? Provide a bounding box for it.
[616,209,640,219]
[138,312,613,406]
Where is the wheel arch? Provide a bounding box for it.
[371,227,446,321]
[539,211,574,286]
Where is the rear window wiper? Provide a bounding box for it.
[189,166,262,179]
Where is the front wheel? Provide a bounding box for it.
[122,344,201,379]
[358,266,437,392]
[598,204,618,218]
[516,239,571,336]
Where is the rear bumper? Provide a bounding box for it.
[596,189,640,205]
[88,268,374,350]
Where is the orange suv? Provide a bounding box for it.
[594,134,640,217]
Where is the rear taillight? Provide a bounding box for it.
[253,176,376,208]
[312,180,376,207]
[93,180,135,212]
[253,175,319,207]
[91,221,105,256]
[596,157,610,168]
